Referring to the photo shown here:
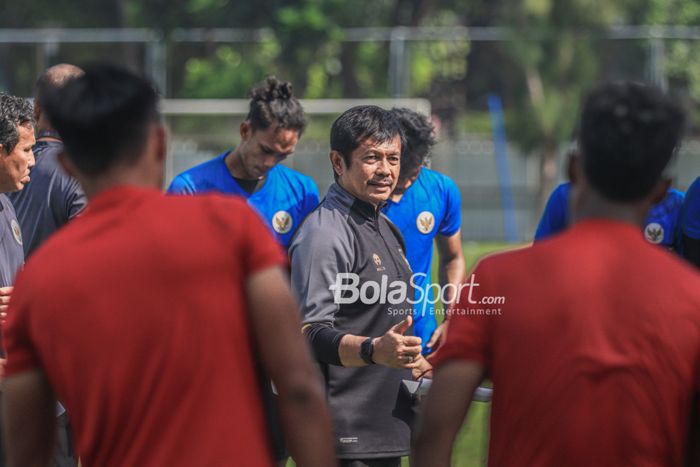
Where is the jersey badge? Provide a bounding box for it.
[11,219,22,245]
[644,222,664,244]
[272,210,293,234]
[417,211,435,234]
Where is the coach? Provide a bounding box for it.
[290,105,430,467]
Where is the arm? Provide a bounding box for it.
[412,361,484,467]
[3,369,57,467]
[338,316,422,368]
[291,219,421,370]
[246,266,336,467]
[427,230,466,350]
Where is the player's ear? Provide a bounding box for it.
[330,150,345,177]
[33,99,42,123]
[650,177,672,205]
[154,124,166,164]
[239,121,252,141]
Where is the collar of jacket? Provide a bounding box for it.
[327,182,386,222]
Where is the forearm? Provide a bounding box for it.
[276,376,336,467]
[439,255,466,309]
[3,371,57,467]
[339,334,371,367]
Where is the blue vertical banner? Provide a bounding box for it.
[488,93,519,243]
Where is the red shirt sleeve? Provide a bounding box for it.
[3,270,41,376]
[431,259,497,370]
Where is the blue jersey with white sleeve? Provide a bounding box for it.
[168,151,320,248]
[383,168,461,353]
[535,182,684,250]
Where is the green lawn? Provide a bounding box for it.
[288,241,523,467]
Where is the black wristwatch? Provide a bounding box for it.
[360,337,375,365]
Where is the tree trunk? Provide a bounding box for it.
[340,43,361,97]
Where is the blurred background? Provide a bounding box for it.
[2,0,699,242]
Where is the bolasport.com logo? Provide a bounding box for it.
[329,272,505,316]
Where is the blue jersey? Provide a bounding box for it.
[535,182,684,250]
[168,151,320,248]
[680,177,700,243]
[383,168,461,352]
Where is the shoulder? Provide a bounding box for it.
[660,187,684,209]
[272,165,318,192]
[169,153,228,190]
[290,198,353,251]
[420,167,456,190]
[551,182,571,200]
[688,177,700,197]
[0,193,16,215]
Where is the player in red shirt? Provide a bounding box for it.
[2,64,335,467]
[413,82,700,467]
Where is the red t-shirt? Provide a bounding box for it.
[4,186,286,467]
[434,220,700,467]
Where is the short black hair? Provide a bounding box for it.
[391,107,436,179]
[579,82,685,202]
[0,93,34,153]
[43,63,160,177]
[247,76,306,134]
[330,105,405,167]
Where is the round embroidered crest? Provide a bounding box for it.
[372,253,382,267]
[644,222,664,244]
[272,211,293,234]
[416,211,435,234]
[11,219,22,245]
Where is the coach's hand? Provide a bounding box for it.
[0,286,12,324]
[372,315,423,369]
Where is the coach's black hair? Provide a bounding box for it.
[0,93,34,154]
[579,82,685,202]
[391,107,436,179]
[330,105,405,168]
[42,63,160,177]
[247,76,306,134]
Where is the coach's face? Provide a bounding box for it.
[332,135,401,207]
[0,123,35,193]
[237,121,299,179]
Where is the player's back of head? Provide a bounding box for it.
[42,63,159,177]
[580,82,684,202]
[330,105,405,166]
[390,107,436,178]
[247,76,306,134]
[34,63,84,106]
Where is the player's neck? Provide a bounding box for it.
[225,149,257,180]
[571,191,649,230]
[390,172,419,202]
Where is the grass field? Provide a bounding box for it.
[288,241,521,467]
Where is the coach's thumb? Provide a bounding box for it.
[391,315,413,335]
